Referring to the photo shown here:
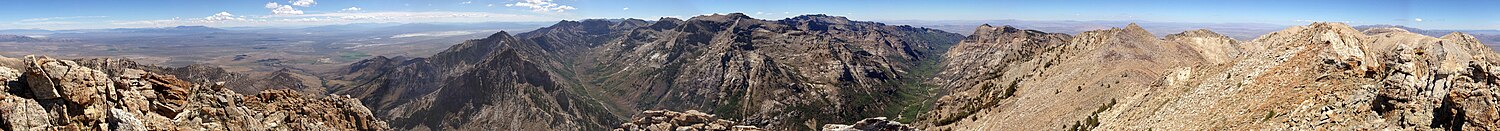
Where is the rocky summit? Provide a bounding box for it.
[613,110,762,131]
[6,13,1495,130]
[921,22,1499,130]
[0,55,387,130]
[315,13,1498,130]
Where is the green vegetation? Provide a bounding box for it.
[1068,99,1117,131]
[1262,110,1277,122]
[1002,79,1020,99]
[885,44,949,123]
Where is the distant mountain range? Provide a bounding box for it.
[885,20,1291,40]
[0,34,71,42]
[1355,25,1500,49]
[3,13,1499,130]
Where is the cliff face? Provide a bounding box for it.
[576,14,962,130]
[330,13,965,130]
[327,30,620,130]
[923,22,1500,130]
[922,23,1212,130]
[0,55,387,130]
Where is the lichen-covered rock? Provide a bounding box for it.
[614,110,762,131]
[924,22,1500,130]
[0,94,53,130]
[0,66,18,91]
[0,55,390,130]
[823,117,917,131]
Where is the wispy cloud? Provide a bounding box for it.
[265,2,304,15]
[290,0,316,7]
[201,12,249,22]
[341,7,363,12]
[504,0,576,13]
[19,16,109,22]
[104,11,552,29]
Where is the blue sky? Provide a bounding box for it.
[2,0,1496,30]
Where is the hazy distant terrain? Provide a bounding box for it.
[887,20,1291,41]
[0,22,549,75]
[892,20,1500,51]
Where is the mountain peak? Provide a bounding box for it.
[485,31,512,40]
[1124,23,1149,33]
[789,14,850,21]
[1361,27,1411,35]
[1307,22,1358,32]
[689,13,756,22]
[1105,23,1154,39]
[1440,32,1481,43]
[657,17,683,22]
[1166,29,1228,39]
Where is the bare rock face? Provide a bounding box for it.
[613,110,762,131]
[822,117,918,131]
[923,23,1212,130]
[0,55,389,130]
[923,22,1500,130]
[331,13,962,130]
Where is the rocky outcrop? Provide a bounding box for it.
[613,110,762,131]
[922,22,1500,130]
[822,117,918,131]
[330,13,963,130]
[0,55,388,130]
[329,31,623,130]
[575,13,961,130]
[923,23,1211,130]
[72,58,262,94]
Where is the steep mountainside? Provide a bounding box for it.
[923,23,1214,130]
[327,31,619,130]
[329,13,964,130]
[923,22,1499,130]
[0,55,387,130]
[573,14,962,130]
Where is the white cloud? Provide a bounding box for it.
[271,5,304,15]
[622,7,629,10]
[342,7,363,12]
[487,4,495,7]
[201,12,248,22]
[264,2,304,15]
[505,0,576,13]
[461,1,472,4]
[290,0,316,7]
[1414,18,1424,22]
[265,2,281,8]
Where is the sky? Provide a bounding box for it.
[2,0,1497,30]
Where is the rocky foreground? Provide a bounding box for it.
[6,13,1494,130]
[610,110,917,131]
[923,22,1499,130]
[0,55,387,130]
